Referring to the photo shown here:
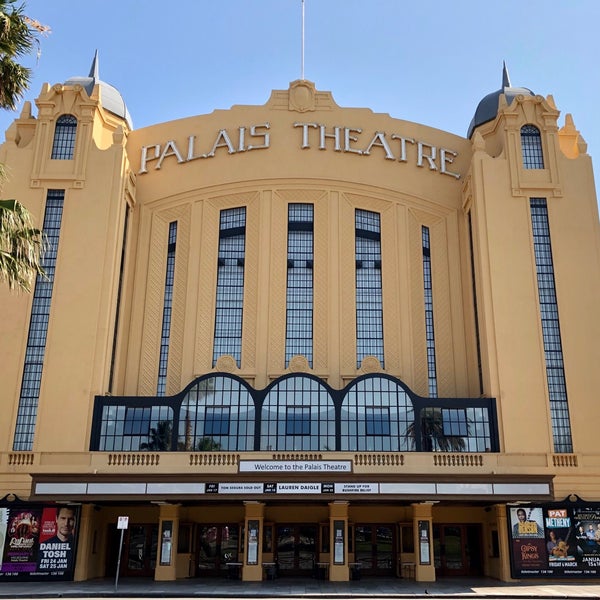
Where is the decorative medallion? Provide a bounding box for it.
[360,356,382,373]
[289,79,316,113]
[288,355,310,373]
[215,355,237,373]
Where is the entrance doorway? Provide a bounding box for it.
[354,525,395,575]
[433,524,483,576]
[196,524,239,576]
[275,524,317,575]
[106,523,158,577]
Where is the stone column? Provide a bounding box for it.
[242,501,264,581]
[73,503,94,581]
[328,501,349,582]
[411,502,436,582]
[154,504,180,581]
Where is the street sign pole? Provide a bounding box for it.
[115,516,129,593]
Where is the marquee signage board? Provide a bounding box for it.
[508,503,600,578]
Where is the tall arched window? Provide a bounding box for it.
[51,114,78,159]
[521,124,544,169]
[178,376,255,451]
[341,376,414,451]
[260,375,335,451]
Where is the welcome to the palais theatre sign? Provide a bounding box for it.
[139,121,461,179]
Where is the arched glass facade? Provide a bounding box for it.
[92,373,498,453]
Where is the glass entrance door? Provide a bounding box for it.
[276,525,317,575]
[106,523,158,577]
[433,524,482,576]
[354,525,395,575]
[196,524,239,576]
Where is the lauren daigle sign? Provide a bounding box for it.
[0,504,79,581]
[138,121,461,179]
[508,503,600,578]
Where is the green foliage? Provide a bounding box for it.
[0,198,44,291]
[141,420,173,451]
[0,0,48,110]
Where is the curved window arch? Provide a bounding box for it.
[178,375,255,451]
[341,376,414,451]
[51,114,78,159]
[521,124,544,169]
[260,375,335,451]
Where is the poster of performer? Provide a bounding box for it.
[0,504,78,581]
[509,503,600,578]
[509,506,545,574]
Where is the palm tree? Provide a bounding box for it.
[0,0,49,110]
[1,2,49,291]
[407,408,467,452]
[140,420,173,451]
[0,198,44,291]
[195,437,222,451]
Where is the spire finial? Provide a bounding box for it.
[89,50,99,80]
[502,61,511,88]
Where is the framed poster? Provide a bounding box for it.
[159,520,172,566]
[508,502,600,578]
[247,520,258,565]
[333,520,345,564]
[0,503,79,581]
[418,520,430,565]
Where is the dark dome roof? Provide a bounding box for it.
[467,64,534,138]
[64,51,132,128]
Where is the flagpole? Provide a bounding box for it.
[301,0,305,80]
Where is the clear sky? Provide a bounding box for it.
[1,0,599,201]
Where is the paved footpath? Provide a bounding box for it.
[1,577,600,599]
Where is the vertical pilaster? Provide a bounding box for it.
[494,504,512,582]
[154,504,180,581]
[328,501,349,581]
[242,501,264,581]
[73,503,94,581]
[412,502,436,582]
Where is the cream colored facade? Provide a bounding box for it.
[0,62,599,584]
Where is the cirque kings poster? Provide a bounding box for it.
[0,504,78,581]
[508,504,600,578]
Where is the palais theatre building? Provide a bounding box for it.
[1,57,599,584]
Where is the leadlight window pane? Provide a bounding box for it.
[286,406,311,435]
[355,210,384,367]
[124,407,151,435]
[441,408,468,437]
[51,115,77,159]
[530,198,572,452]
[286,204,314,366]
[13,190,64,451]
[204,406,230,436]
[157,221,177,396]
[521,125,544,169]
[213,208,246,366]
[366,407,391,436]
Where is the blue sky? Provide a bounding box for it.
[1,0,599,201]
